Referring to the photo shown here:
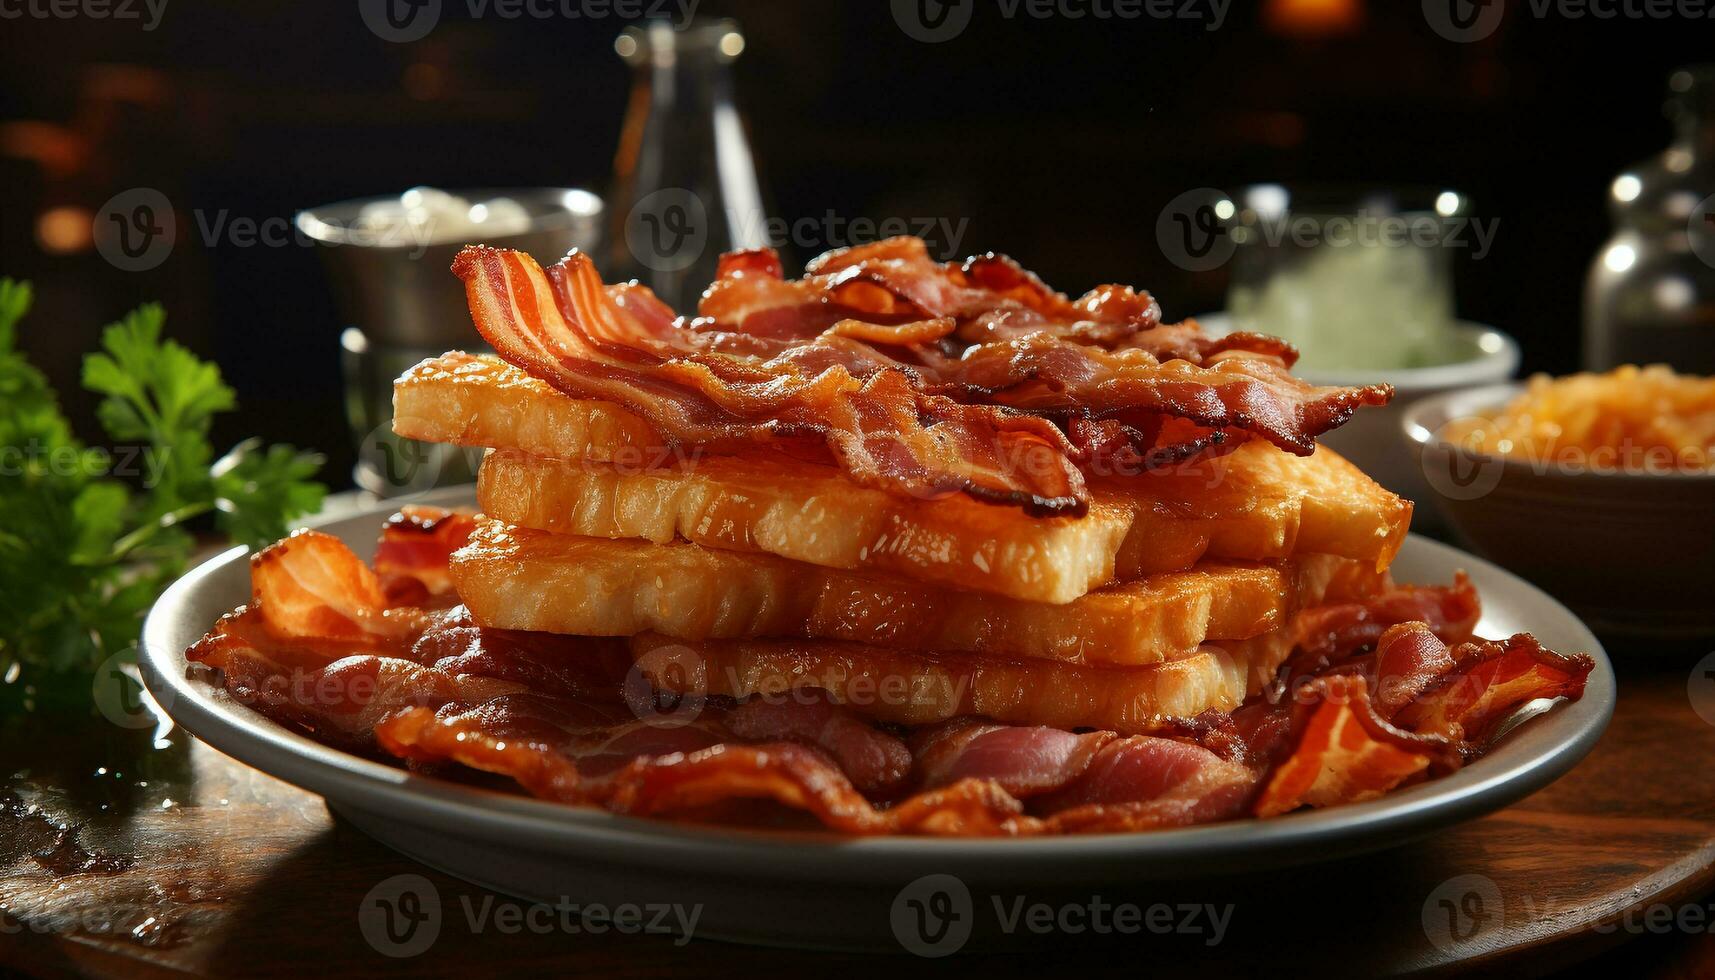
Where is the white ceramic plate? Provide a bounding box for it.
[139,494,1613,950]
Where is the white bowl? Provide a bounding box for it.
[1195,313,1519,526]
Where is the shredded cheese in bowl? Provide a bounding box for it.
[1442,365,1715,474]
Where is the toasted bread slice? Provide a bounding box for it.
[400,353,1410,598]
[629,627,1300,735]
[393,352,665,466]
[475,448,1134,604]
[1106,442,1412,578]
[454,520,1381,665]
[475,441,1409,603]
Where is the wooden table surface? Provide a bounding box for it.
[4,652,1714,978]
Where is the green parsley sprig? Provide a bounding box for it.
[0,278,326,708]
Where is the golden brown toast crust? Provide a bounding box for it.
[453,519,1381,666]
[397,353,1410,601]
[474,444,1409,602]
[629,627,1300,735]
[474,448,1132,604]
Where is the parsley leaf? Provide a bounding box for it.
[211,438,328,550]
[0,278,327,709]
[83,303,235,516]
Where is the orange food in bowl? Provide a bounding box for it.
[1441,365,1715,473]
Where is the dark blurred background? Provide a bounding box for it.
[1,0,1707,485]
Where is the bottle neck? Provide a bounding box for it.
[1667,69,1715,155]
[1673,113,1715,155]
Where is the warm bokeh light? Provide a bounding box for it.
[403,61,445,100]
[36,205,94,254]
[1265,0,1363,37]
[1603,243,1637,273]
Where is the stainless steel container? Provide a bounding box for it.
[296,187,604,494]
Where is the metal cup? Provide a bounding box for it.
[296,187,603,494]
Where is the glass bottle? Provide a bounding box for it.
[1584,66,1715,373]
[607,19,771,315]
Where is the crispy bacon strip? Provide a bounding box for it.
[185,519,1595,836]
[1040,738,1259,831]
[1390,629,1596,750]
[374,505,479,606]
[1251,623,1595,814]
[455,245,1087,515]
[1252,675,1441,816]
[726,692,914,795]
[911,719,1115,798]
[935,336,1392,456]
[248,530,416,644]
[450,239,1392,513]
[697,238,1372,461]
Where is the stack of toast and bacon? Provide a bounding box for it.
[392,239,1412,736]
[186,237,1593,834]
[392,235,1420,734]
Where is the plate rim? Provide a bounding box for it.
[139,497,1615,880]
